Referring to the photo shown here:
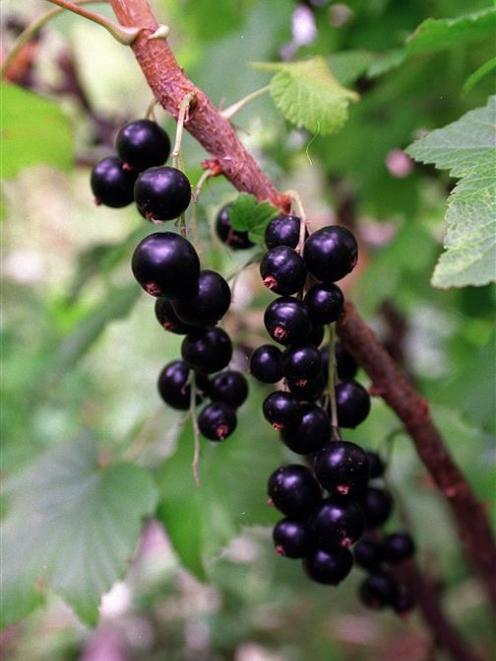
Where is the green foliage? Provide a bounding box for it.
[228,193,278,244]
[408,96,496,287]
[463,57,496,96]
[1,437,157,627]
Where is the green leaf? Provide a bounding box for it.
[407,96,496,288]
[463,57,496,96]
[228,193,278,244]
[1,83,73,178]
[328,51,374,85]
[1,438,158,627]
[253,57,359,135]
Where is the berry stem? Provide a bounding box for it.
[189,374,201,487]
[192,168,213,203]
[220,85,271,120]
[327,323,342,441]
[172,92,195,169]
[145,97,158,121]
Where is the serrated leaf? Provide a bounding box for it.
[228,193,278,244]
[253,57,358,135]
[1,83,73,177]
[407,96,496,288]
[1,438,158,627]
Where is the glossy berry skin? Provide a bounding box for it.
[268,464,321,519]
[90,156,137,208]
[209,370,248,408]
[309,324,325,347]
[335,380,371,428]
[134,166,191,221]
[154,297,196,335]
[115,119,171,171]
[181,327,232,374]
[286,373,326,401]
[281,404,330,455]
[383,532,415,564]
[362,487,394,528]
[359,572,399,610]
[198,401,237,441]
[303,547,353,585]
[132,232,200,298]
[282,345,322,383]
[260,246,306,296]
[172,270,231,326]
[264,297,312,346]
[335,343,358,380]
[250,345,283,383]
[354,538,384,572]
[273,519,313,558]
[304,283,344,325]
[265,214,302,249]
[311,498,365,551]
[303,225,358,283]
[367,451,385,480]
[263,391,301,431]
[157,360,193,410]
[314,441,370,497]
[215,203,254,250]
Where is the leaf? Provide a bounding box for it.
[253,57,359,135]
[463,57,496,96]
[366,50,406,79]
[328,51,374,85]
[407,96,496,288]
[228,193,278,244]
[1,83,73,177]
[1,438,158,627]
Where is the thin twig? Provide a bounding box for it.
[221,84,271,120]
[189,376,201,487]
[327,323,342,441]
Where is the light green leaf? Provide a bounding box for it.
[253,57,359,135]
[1,438,158,627]
[463,57,496,96]
[407,96,496,288]
[228,193,278,244]
[1,83,73,178]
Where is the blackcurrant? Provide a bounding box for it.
[362,487,394,528]
[335,342,358,380]
[115,119,171,171]
[172,270,231,326]
[281,404,330,455]
[265,214,303,249]
[262,391,301,431]
[131,232,200,298]
[314,441,370,497]
[359,572,399,609]
[382,532,415,564]
[303,547,353,585]
[304,283,344,325]
[309,324,325,347]
[286,373,326,401]
[311,498,365,550]
[367,451,385,480]
[134,166,191,221]
[198,401,237,441]
[157,360,194,410]
[181,327,233,374]
[250,345,283,383]
[273,519,313,558]
[282,345,322,382]
[154,297,197,335]
[303,225,358,283]
[268,464,321,519]
[90,156,137,208]
[209,370,248,408]
[335,380,371,428]
[215,203,254,250]
[264,297,312,346]
[354,538,384,572]
[260,246,306,296]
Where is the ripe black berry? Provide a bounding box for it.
[260,246,306,296]
[209,370,248,408]
[115,119,171,171]
[367,451,385,480]
[382,532,415,564]
[90,156,137,208]
[198,401,237,440]
[181,327,233,374]
[311,498,365,550]
[362,487,394,528]
[303,225,358,283]
[264,297,312,346]
[314,441,370,497]
[335,380,371,428]
[265,214,302,249]
[354,538,383,572]
[359,572,399,609]
[154,297,196,334]
[273,519,313,558]
[262,391,301,431]
[131,232,200,298]
[157,360,194,410]
[286,373,326,401]
[308,324,325,347]
[268,464,321,519]
[250,345,283,383]
[281,404,330,454]
[282,345,322,383]
[304,283,344,325]
[303,547,353,585]
[172,270,231,326]
[134,166,191,221]
[335,343,358,380]
[215,203,254,250]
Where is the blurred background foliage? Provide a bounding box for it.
[1,0,495,659]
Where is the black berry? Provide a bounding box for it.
[250,345,283,383]
[273,519,313,558]
[303,547,353,585]
[354,538,384,572]
[335,343,358,380]
[215,203,254,250]
[304,283,344,325]
[263,391,301,431]
[134,166,191,221]
[209,370,248,408]
[383,532,415,564]
[362,487,394,528]
[264,297,312,346]
[90,156,137,208]
[172,270,231,327]
[314,441,370,497]
[311,498,365,550]
[265,214,303,249]
[198,401,237,440]
[260,246,306,296]
[335,380,371,428]
[359,572,399,609]
[154,297,197,335]
[268,464,321,519]
[181,327,233,374]
[115,119,171,171]
[309,324,325,347]
[367,451,385,480]
[281,403,330,455]
[157,360,194,410]
[303,225,358,283]
[286,373,326,401]
[282,345,322,382]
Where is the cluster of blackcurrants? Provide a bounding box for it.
[89,119,248,442]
